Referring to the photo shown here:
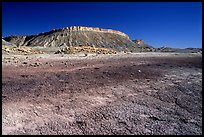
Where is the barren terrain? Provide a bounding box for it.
[2,52,202,135]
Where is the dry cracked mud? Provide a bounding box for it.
[2,53,202,135]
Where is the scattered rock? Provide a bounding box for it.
[59,79,65,82]
[21,75,29,78]
[35,62,40,66]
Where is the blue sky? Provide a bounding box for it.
[2,2,202,48]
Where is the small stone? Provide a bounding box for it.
[146,79,150,82]
[21,75,29,78]
[59,79,65,82]
[34,62,40,66]
[29,64,35,67]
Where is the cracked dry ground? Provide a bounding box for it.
[2,54,202,135]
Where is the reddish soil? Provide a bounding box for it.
[2,53,202,135]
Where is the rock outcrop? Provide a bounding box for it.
[132,39,155,52]
[4,26,140,52]
[133,39,144,45]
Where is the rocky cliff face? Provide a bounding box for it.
[4,26,140,51]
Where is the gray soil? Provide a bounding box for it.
[2,52,202,135]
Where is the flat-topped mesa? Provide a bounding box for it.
[4,26,140,51]
[57,26,129,39]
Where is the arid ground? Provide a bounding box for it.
[2,52,202,135]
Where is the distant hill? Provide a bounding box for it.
[156,46,202,53]
[2,38,15,46]
[3,26,142,52]
[132,39,155,52]
[132,40,202,53]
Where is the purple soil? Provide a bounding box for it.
[2,54,202,135]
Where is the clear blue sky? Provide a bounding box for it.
[2,2,202,48]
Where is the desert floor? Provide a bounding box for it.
[2,52,202,135]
